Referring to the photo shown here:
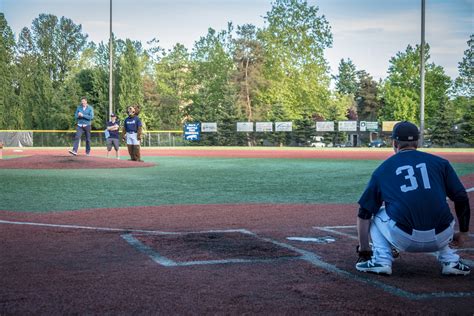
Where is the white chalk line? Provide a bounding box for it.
[1,219,473,299]
[0,219,250,236]
[466,187,473,193]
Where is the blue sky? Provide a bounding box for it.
[2,0,472,81]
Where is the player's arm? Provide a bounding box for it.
[121,122,127,141]
[445,162,470,246]
[357,214,371,252]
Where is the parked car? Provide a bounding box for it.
[335,142,352,148]
[368,139,386,148]
[310,141,326,148]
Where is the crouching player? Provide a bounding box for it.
[356,121,470,276]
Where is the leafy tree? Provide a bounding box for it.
[154,43,191,130]
[334,58,358,95]
[118,39,144,119]
[258,0,332,123]
[188,27,236,122]
[31,14,87,85]
[380,44,451,127]
[232,24,266,122]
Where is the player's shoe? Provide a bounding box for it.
[68,150,77,156]
[441,261,470,276]
[356,259,392,275]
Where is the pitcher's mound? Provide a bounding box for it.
[0,155,155,169]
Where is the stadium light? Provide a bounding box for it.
[419,0,426,146]
[109,0,113,119]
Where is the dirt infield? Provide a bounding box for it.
[0,203,473,314]
[0,154,155,169]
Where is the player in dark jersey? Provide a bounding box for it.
[106,113,120,159]
[356,121,470,276]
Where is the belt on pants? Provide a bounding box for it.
[395,222,450,235]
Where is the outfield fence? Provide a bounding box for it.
[0,130,185,147]
[0,129,356,147]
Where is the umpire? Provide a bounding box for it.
[356,121,470,276]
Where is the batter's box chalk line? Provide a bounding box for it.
[0,219,473,300]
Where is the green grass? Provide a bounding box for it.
[1,156,473,212]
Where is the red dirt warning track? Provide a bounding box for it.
[1,146,473,163]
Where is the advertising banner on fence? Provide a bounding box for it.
[382,121,400,132]
[275,122,292,132]
[359,121,379,132]
[184,122,201,141]
[316,121,334,132]
[237,122,254,132]
[256,122,273,132]
[338,121,357,132]
[201,122,217,132]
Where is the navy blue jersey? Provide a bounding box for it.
[124,116,142,133]
[358,150,467,231]
[107,120,120,139]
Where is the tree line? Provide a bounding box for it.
[0,0,472,146]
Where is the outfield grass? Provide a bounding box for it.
[1,156,473,212]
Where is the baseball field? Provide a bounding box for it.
[1,146,473,314]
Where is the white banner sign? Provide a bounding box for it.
[316,121,334,132]
[338,121,357,132]
[256,122,273,132]
[237,122,254,132]
[201,122,217,132]
[275,122,292,132]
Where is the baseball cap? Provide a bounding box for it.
[110,113,116,117]
[391,121,419,141]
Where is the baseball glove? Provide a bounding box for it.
[356,245,373,263]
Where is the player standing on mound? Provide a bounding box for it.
[69,97,94,156]
[356,121,471,276]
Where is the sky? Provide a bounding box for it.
[2,0,473,81]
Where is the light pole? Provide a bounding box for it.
[419,0,426,146]
[109,0,113,119]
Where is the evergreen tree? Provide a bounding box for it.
[0,13,17,128]
[334,58,358,95]
[429,97,457,146]
[355,70,380,121]
[454,34,473,97]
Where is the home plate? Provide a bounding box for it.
[286,236,336,243]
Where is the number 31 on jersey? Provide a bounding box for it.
[396,163,431,193]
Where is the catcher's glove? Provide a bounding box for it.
[356,245,373,263]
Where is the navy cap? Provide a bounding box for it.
[110,113,116,117]
[391,121,419,141]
